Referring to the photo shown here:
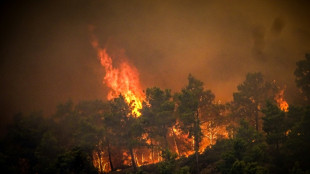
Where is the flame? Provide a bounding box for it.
[275,89,289,112]
[92,151,111,173]
[91,38,144,116]
[89,30,230,171]
[200,122,229,152]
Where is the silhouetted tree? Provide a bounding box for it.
[284,106,310,172]
[176,74,215,173]
[262,101,286,151]
[231,72,278,131]
[74,100,107,172]
[0,113,49,173]
[141,87,176,151]
[218,120,267,174]
[55,147,97,174]
[295,54,310,103]
[106,95,144,171]
[200,102,227,145]
[34,131,60,173]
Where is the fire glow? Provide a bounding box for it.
[275,90,289,112]
[89,35,232,172]
[91,38,144,116]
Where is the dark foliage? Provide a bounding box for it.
[1,55,310,173]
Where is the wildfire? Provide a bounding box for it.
[91,37,144,116]
[275,89,289,112]
[89,29,228,172]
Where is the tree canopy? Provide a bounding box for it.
[1,55,310,173]
[295,54,310,103]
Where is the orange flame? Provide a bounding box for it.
[89,30,229,171]
[275,90,289,112]
[91,37,144,116]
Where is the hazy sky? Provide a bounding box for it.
[1,0,310,129]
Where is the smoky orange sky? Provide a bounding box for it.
[1,0,310,130]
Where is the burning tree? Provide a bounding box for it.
[231,72,281,132]
[200,102,228,147]
[140,87,176,158]
[175,74,215,173]
[105,95,144,172]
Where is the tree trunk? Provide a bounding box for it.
[97,150,103,174]
[107,140,114,171]
[194,111,200,174]
[151,139,155,164]
[162,125,169,150]
[209,122,214,145]
[129,147,137,172]
[172,128,180,155]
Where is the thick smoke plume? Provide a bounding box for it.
[0,0,309,132]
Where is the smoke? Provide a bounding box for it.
[271,17,285,35]
[252,25,266,59]
[0,0,310,132]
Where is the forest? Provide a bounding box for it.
[1,54,310,174]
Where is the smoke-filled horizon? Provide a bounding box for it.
[1,0,310,130]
